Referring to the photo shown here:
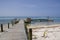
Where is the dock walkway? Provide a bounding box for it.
[0,20,27,40]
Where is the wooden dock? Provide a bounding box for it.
[0,20,27,40]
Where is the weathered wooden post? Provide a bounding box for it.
[24,20,28,39]
[8,23,9,29]
[11,20,14,26]
[1,24,3,32]
[29,28,32,40]
[26,18,31,23]
[24,18,31,40]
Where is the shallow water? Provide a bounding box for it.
[0,19,13,24]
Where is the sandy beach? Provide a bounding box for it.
[0,24,12,31]
[0,23,12,36]
[27,23,60,40]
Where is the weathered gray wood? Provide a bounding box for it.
[29,28,32,40]
[0,20,27,40]
[1,24,3,32]
[8,23,9,29]
[24,22,28,39]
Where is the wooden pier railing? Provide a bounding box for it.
[1,24,3,32]
[24,19,32,40]
[0,18,20,32]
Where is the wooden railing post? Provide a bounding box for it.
[29,28,32,40]
[11,20,14,26]
[24,21,28,39]
[1,24,3,32]
[8,23,9,29]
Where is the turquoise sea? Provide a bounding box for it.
[0,16,60,24]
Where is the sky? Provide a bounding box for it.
[0,0,60,17]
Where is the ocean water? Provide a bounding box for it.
[0,16,25,24]
[30,17,60,25]
[0,16,60,24]
[0,19,13,24]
